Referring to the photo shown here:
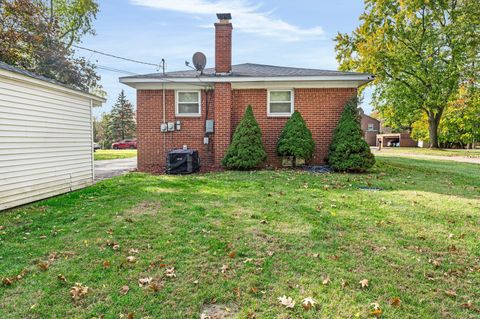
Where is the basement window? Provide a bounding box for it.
[176,91,201,116]
[268,90,294,116]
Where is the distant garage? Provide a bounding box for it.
[377,133,417,148]
[0,62,104,211]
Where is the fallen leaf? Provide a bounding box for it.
[102,260,110,269]
[278,295,295,309]
[243,258,253,264]
[247,312,256,319]
[228,251,237,258]
[371,309,382,317]
[126,256,136,263]
[119,285,129,295]
[390,297,401,307]
[260,220,268,224]
[2,277,13,286]
[312,253,320,258]
[127,313,134,319]
[221,264,229,274]
[341,280,348,288]
[57,274,67,282]
[149,283,161,292]
[165,267,176,278]
[138,277,153,287]
[70,283,89,300]
[37,262,49,271]
[267,251,274,257]
[302,297,317,310]
[128,248,139,254]
[359,279,369,288]
[445,289,457,297]
[251,287,258,293]
[322,276,331,285]
[112,244,120,251]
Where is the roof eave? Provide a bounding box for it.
[120,74,374,85]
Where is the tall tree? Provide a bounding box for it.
[109,90,136,141]
[335,0,479,148]
[100,113,114,149]
[46,0,99,48]
[0,0,101,92]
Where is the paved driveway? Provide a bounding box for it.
[95,157,137,181]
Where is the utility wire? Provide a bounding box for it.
[73,44,161,68]
[96,65,137,75]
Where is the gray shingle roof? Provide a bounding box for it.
[121,63,371,79]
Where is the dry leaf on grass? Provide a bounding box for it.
[126,256,136,263]
[243,258,253,264]
[221,264,229,274]
[359,279,369,288]
[390,297,401,307]
[128,248,139,254]
[445,290,457,297]
[37,262,49,271]
[149,283,162,292]
[138,277,153,287]
[2,277,13,286]
[302,297,317,310]
[278,295,295,309]
[70,283,89,300]
[57,274,67,282]
[322,276,331,285]
[165,267,176,278]
[102,260,110,269]
[228,251,237,258]
[119,285,130,295]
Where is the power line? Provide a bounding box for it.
[73,44,161,68]
[96,65,137,75]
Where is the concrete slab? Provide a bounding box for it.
[94,157,137,181]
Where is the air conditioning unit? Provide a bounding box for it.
[166,149,200,174]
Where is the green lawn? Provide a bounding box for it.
[94,149,137,161]
[0,157,479,318]
[375,147,480,158]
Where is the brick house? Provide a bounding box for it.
[360,112,380,146]
[120,13,373,173]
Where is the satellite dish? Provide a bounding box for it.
[192,52,207,73]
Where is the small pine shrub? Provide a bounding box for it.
[222,105,267,170]
[276,111,315,164]
[328,97,375,172]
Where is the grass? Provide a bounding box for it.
[0,157,479,318]
[94,149,137,161]
[374,147,480,158]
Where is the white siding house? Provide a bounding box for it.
[0,62,104,211]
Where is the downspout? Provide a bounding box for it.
[163,82,166,157]
[90,99,95,183]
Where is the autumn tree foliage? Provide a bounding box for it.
[223,106,267,170]
[0,0,101,93]
[335,0,480,148]
[328,97,375,172]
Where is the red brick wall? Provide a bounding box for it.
[136,89,215,173]
[213,83,232,167]
[232,88,357,166]
[136,87,356,173]
[215,22,232,73]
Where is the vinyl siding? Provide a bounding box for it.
[0,74,95,211]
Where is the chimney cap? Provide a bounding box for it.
[216,13,232,21]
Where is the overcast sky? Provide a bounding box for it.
[80,0,373,117]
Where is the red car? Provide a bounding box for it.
[112,139,137,149]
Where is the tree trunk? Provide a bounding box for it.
[427,111,441,149]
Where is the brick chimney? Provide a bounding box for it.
[215,13,232,74]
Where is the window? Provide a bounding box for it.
[268,90,293,116]
[367,123,375,131]
[176,91,201,116]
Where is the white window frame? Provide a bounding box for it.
[175,90,201,117]
[267,89,294,117]
[367,123,375,131]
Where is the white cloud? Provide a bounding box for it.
[129,0,326,41]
